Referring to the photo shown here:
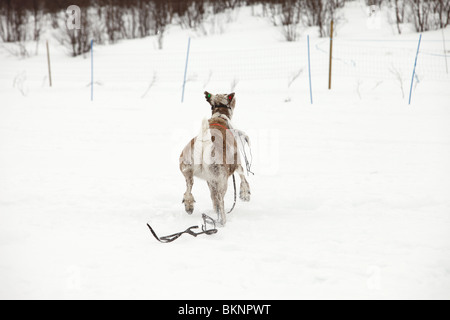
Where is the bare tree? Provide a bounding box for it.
[409,0,431,32]
[435,0,450,28]
[13,71,29,97]
[389,65,405,98]
[30,0,45,54]
[0,0,28,43]
[355,78,363,99]
[390,0,407,34]
[280,0,302,41]
[366,0,385,7]
[137,0,152,38]
[104,2,125,43]
[287,68,303,88]
[304,0,345,37]
[178,0,206,30]
[267,1,281,27]
[266,0,303,41]
[150,0,173,49]
[141,72,158,98]
[60,5,92,57]
[408,0,450,32]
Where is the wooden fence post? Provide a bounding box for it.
[91,40,94,101]
[46,40,52,87]
[442,28,448,74]
[328,20,334,90]
[307,35,313,104]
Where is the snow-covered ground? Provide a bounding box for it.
[1,3,450,299]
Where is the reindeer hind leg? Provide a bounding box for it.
[181,163,195,214]
[237,165,251,202]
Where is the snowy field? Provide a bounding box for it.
[1,3,450,299]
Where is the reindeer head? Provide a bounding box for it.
[204,91,236,119]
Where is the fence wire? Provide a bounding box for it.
[0,38,449,96]
[318,40,450,82]
[93,38,450,86]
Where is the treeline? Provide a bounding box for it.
[249,0,346,40]
[0,0,245,56]
[1,0,449,57]
[248,0,450,39]
[384,0,450,33]
[0,0,345,55]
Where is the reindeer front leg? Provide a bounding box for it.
[208,179,228,226]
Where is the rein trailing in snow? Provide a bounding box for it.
[227,174,237,215]
[147,214,218,243]
[147,114,253,243]
[147,176,236,243]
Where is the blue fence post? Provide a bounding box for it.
[408,34,422,105]
[307,35,313,105]
[91,39,94,102]
[181,37,191,103]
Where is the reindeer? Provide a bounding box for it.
[179,91,251,226]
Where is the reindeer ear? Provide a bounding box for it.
[204,91,212,102]
[227,93,235,102]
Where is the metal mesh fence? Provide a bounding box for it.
[0,37,449,97]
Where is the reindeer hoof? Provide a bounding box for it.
[184,201,194,215]
[182,194,195,215]
[240,189,251,202]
